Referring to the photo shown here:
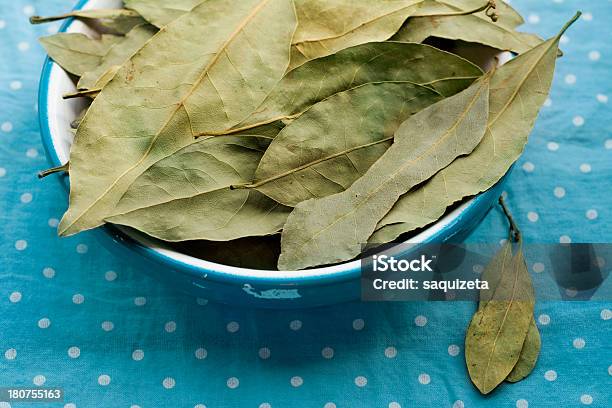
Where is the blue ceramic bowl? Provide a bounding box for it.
[38,0,508,308]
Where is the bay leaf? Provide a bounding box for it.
[30,9,145,34]
[39,33,122,77]
[106,135,290,241]
[77,24,157,91]
[249,81,443,207]
[465,244,535,394]
[414,0,524,30]
[278,76,490,270]
[506,318,540,382]
[393,14,542,54]
[370,13,580,245]
[58,0,297,236]
[123,0,206,27]
[225,41,482,136]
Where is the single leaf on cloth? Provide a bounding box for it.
[278,76,490,270]
[77,24,158,91]
[465,244,535,394]
[370,14,578,245]
[393,14,542,54]
[414,0,524,30]
[30,9,146,34]
[58,0,297,236]
[123,0,206,27]
[249,81,443,207]
[39,33,122,77]
[289,2,421,69]
[226,41,482,136]
[106,135,290,241]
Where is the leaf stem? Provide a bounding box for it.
[498,195,521,243]
[63,88,101,100]
[38,162,69,179]
[415,0,499,22]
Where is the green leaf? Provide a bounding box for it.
[393,14,542,54]
[58,0,298,236]
[465,243,535,394]
[370,13,579,245]
[106,135,290,241]
[278,76,490,270]
[124,0,206,27]
[506,318,541,382]
[39,33,122,77]
[30,9,146,34]
[77,24,158,91]
[249,81,443,207]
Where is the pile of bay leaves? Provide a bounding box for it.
[33,0,577,271]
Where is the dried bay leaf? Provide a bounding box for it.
[107,136,290,241]
[58,0,298,236]
[249,81,443,207]
[39,33,122,77]
[77,24,157,91]
[228,41,483,136]
[506,318,541,382]
[31,9,145,34]
[278,76,490,270]
[465,243,535,394]
[370,13,580,245]
[123,0,206,27]
[414,0,524,30]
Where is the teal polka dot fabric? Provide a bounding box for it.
[1,1,611,407]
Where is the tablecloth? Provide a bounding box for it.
[1,1,610,407]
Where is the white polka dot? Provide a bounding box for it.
[18,42,30,52]
[384,346,397,358]
[10,81,22,90]
[291,376,304,387]
[554,187,566,198]
[573,116,585,127]
[573,338,585,349]
[527,13,540,24]
[600,309,612,320]
[597,94,608,104]
[580,163,592,173]
[544,370,557,381]
[605,139,612,149]
[588,50,601,61]
[324,403,336,408]
[560,235,571,244]
[194,405,206,408]
[23,5,35,16]
[453,401,465,408]
[414,315,427,327]
[104,270,117,281]
[1,122,13,132]
[538,314,551,325]
[322,347,334,359]
[289,320,302,330]
[20,193,33,203]
[38,318,51,329]
[472,264,484,274]
[527,212,539,222]
[98,374,111,386]
[195,347,207,359]
[532,263,545,273]
[76,244,88,254]
[418,373,430,385]
[389,403,402,408]
[26,148,38,158]
[101,321,114,331]
[226,321,239,333]
[132,349,144,361]
[516,399,529,408]
[5,348,16,360]
[165,321,176,333]
[500,238,508,246]
[582,12,593,21]
[522,162,535,172]
[196,297,208,306]
[354,376,367,387]
[547,142,559,151]
[0,167,5,177]
[68,346,80,358]
[259,404,271,408]
[9,291,22,303]
[0,403,10,408]
[72,294,84,304]
[448,344,460,357]
[257,347,271,359]
[0,20,5,29]
[585,209,598,220]
[64,404,76,408]
[608,364,612,375]
[595,256,606,268]
[134,297,146,306]
[564,74,576,85]
[580,394,593,405]
[162,377,175,389]
[43,267,55,278]
[48,218,59,227]
[352,318,365,330]
[543,97,552,107]
[560,35,569,45]
[566,287,578,297]
[15,240,27,251]
[226,377,239,389]
[33,375,46,386]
